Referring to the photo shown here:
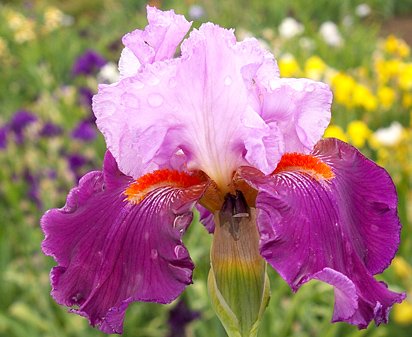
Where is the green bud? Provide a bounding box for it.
[208,194,270,337]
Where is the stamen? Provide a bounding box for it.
[273,153,335,181]
[125,169,204,204]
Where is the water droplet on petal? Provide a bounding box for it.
[121,93,140,109]
[305,84,315,92]
[169,78,177,88]
[151,249,158,259]
[101,101,116,116]
[132,80,144,89]
[147,93,164,107]
[174,245,185,259]
[224,76,232,86]
[173,214,191,232]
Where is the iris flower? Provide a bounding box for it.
[41,7,405,334]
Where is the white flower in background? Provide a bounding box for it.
[373,122,403,146]
[342,15,354,27]
[189,4,205,20]
[97,62,120,84]
[278,17,304,39]
[299,37,315,51]
[319,21,343,47]
[356,4,372,18]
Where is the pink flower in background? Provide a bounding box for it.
[41,6,405,334]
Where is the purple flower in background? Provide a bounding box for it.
[67,153,89,182]
[78,86,94,108]
[72,49,107,76]
[78,87,96,122]
[39,122,63,138]
[168,300,200,337]
[41,7,405,334]
[71,120,97,141]
[0,126,7,149]
[9,110,37,144]
[24,169,42,209]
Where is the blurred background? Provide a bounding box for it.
[0,0,411,336]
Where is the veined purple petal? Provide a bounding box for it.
[119,6,192,78]
[239,138,405,328]
[41,151,207,333]
[196,205,215,233]
[94,23,279,188]
[261,78,332,153]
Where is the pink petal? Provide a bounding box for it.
[94,23,279,188]
[261,78,332,153]
[121,6,191,67]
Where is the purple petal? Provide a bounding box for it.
[120,6,192,75]
[9,110,37,144]
[94,23,279,187]
[41,151,206,333]
[239,138,405,328]
[196,205,215,233]
[261,78,332,153]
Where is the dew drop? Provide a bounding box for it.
[101,101,116,116]
[174,245,185,259]
[147,93,164,107]
[121,93,140,109]
[224,76,232,86]
[133,80,144,89]
[151,249,158,259]
[305,84,315,92]
[173,214,191,232]
[169,78,177,88]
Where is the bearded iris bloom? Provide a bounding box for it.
[41,6,405,335]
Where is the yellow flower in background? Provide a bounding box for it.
[5,8,36,43]
[353,84,377,111]
[398,63,412,91]
[402,93,412,108]
[374,58,402,85]
[323,124,348,142]
[304,55,326,80]
[392,257,412,279]
[278,54,301,77]
[394,301,412,325]
[347,120,371,147]
[330,72,356,107]
[43,6,65,33]
[384,35,410,59]
[377,86,396,109]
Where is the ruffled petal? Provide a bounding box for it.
[238,138,405,328]
[41,152,206,333]
[121,6,191,69]
[94,23,279,188]
[261,78,332,153]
